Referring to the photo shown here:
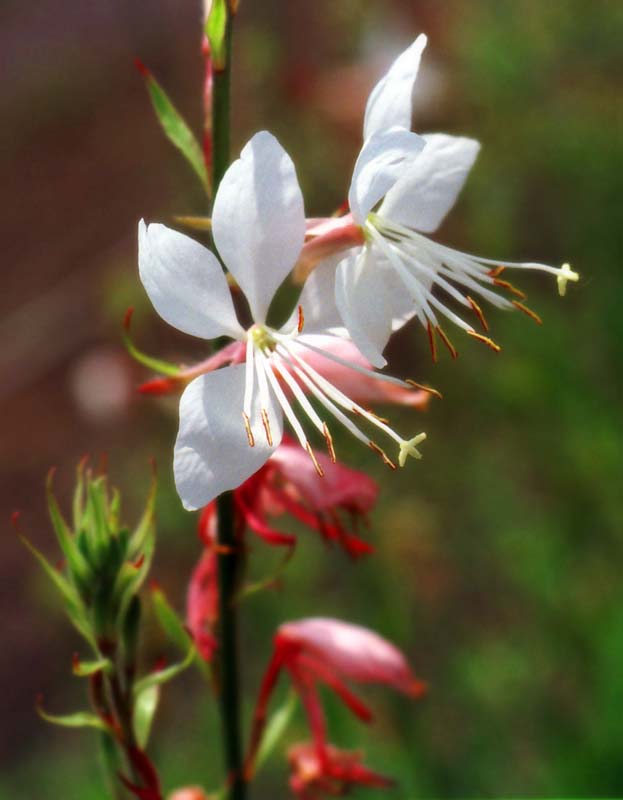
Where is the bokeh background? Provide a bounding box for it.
[2,0,621,797]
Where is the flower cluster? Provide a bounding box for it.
[131,27,578,799]
[138,35,576,513]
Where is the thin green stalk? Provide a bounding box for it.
[211,10,246,800]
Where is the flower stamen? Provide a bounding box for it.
[323,422,336,463]
[511,300,543,325]
[405,379,443,400]
[426,321,438,363]
[467,295,489,332]
[466,329,502,353]
[242,412,255,447]
[492,277,527,300]
[305,442,324,478]
[368,441,397,470]
[261,408,273,446]
[435,324,458,360]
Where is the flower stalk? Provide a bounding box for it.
[209,7,247,799]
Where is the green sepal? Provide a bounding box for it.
[206,0,228,69]
[72,657,113,677]
[256,690,298,771]
[37,704,112,733]
[140,67,209,192]
[20,536,96,649]
[122,309,182,378]
[133,684,160,749]
[132,644,195,697]
[46,470,91,590]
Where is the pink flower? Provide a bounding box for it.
[185,506,220,661]
[287,741,393,800]
[236,435,378,557]
[245,617,426,777]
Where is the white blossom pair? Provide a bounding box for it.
[139,132,427,510]
[302,34,579,367]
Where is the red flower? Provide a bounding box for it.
[245,617,426,777]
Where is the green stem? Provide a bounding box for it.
[212,11,246,800]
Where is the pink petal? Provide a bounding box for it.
[291,335,430,408]
[277,617,426,697]
[269,437,378,514]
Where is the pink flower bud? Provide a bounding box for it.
[288,741,393,799]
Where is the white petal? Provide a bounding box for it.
[348,128,426,224]
[212,131,305,324]
[138,221,242,340]
[174,365,283,510]
[335,248,414,368]
[282,256,348,336]
[363,35,428,141]
[379,134,481,233]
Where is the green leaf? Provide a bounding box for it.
[151,586,191,653]
[128,469,157,559]
[72,657,113,677]
[140,67,209,192]
[132,645,195,697]
[46,470,91,588]
[133,684,160,749]
[151,586,211,680]
[72,457,87,532]
[256,691,298,771]
[20,536,95,647]
[206,0,228,69]
[122,309,182,378]
[37,704,112,733]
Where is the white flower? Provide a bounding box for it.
[323,35,579,367]
[139,132,426,510]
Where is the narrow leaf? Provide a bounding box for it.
[122,308,182,378]
[128,465,157,559]
[256,691,298,771]
[137,61,208,192]
[37,704,112,733]
[132,645,195,697]
[206,0,228,69]
[72,657,113,677]
[133,684,160,749]
[151,586,191,653]
[46,470,91,587]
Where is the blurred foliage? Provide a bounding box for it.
[4,0,622,798]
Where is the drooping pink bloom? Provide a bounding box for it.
[186,445,380,663]
[235,435,378,557]
[185,505,220,661]
[287,741,393,800]
[245,617,426,777]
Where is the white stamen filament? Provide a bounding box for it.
[369,213,577,307]
[243,335,255,418]
[256,347,309,452]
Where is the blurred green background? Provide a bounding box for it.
[1,0,621,797]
